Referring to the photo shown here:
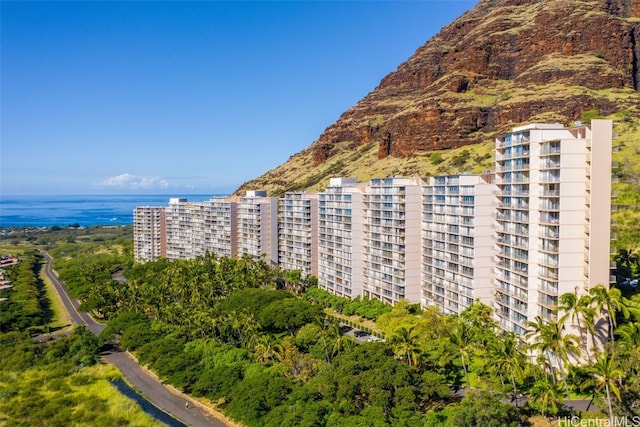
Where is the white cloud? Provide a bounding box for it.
[99,173,170,190]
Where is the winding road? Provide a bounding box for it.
[42,252,229,427]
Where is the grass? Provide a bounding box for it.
[0,230,163,426]
[0,244,35,258]
[325,307,381,334]
[240,135,496,197]
[611,112,640,251]
[39,258,73,330]
[0,362,165,427]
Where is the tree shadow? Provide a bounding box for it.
[34,258,55,325]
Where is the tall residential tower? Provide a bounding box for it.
[278,192,319,278]
[493,120,612,333]
[421,174,496,314]
[133,206,165,263]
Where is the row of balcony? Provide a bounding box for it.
[423,242,474,258]
[496,163,531,172]
[496,149,531,161]
[423,271,474,289]
[423,214,475,227]
[497,133,530,147]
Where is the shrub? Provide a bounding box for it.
[581,109,601,124]
[429,152,444,165]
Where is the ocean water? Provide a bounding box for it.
[0,195,214,228]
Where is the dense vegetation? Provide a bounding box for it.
[0,225,132,251]
[0,256,52,331]
[610,113,640,253]
[2,218,640,426]
[0,328,162,427]
[303,286,392,320]
[43,240,640,427]
[0,239,165,427]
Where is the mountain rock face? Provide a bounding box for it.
[237,0,640,195]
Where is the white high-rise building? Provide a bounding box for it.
[318,178,366,298]
[237,191,279,266]
[278,192,318,278]
[133,206,165,263]
[137,197,238,262]
[204,196,238,259]
[362,177,423,304]
[164,198,193,261]
[494,120,612,334]
[421,174,496,314]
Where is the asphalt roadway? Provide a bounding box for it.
[42,252,228,427]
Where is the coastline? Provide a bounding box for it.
[0,194,216,228]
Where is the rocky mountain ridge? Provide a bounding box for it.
[236,0,640,196]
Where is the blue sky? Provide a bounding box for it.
[1,1,478,196]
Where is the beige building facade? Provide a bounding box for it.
[362,177,423,304]
[421,174,496,314]
[278,192,319,278]
[494,120,612,334]
[237,191,279,266]
[317,178,366,298]
[133,206,165,263]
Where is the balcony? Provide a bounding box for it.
[539,242,559,253]
[539,268,558,280]
[539,213,560,225]
[541,188,560,197]
[540,173,560,183]
[541,145,561,155]
[539,201,560,211]
[500,190,529,198]
[538,293,558,310]
[540,159,561,169]
[538,254,559,267]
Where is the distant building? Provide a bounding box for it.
[204,196,238,259]
[164,198,195,261]
[278,192,319,278]
[237,191,279,266]
[161,197,239,261]
[133,206,165,263]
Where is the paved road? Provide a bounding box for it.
[42,252,228,427]
[43,252,105,335]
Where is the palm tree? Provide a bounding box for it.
[582,351,624,426]
[615,321,640,352]
[589,285,631,344]
[316,317,338,363]
[226,310,259,347]
[557,290,596,361]
[529,373,565,423]
[526,317,555,376]
[526,316,580,403]
[390,326,421,368]
[448,320,472,388]
[487,332,527,407]
[283,269,303,294]
[614,249,638,278]
[236,311,260,348]
[253,335,282,365]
